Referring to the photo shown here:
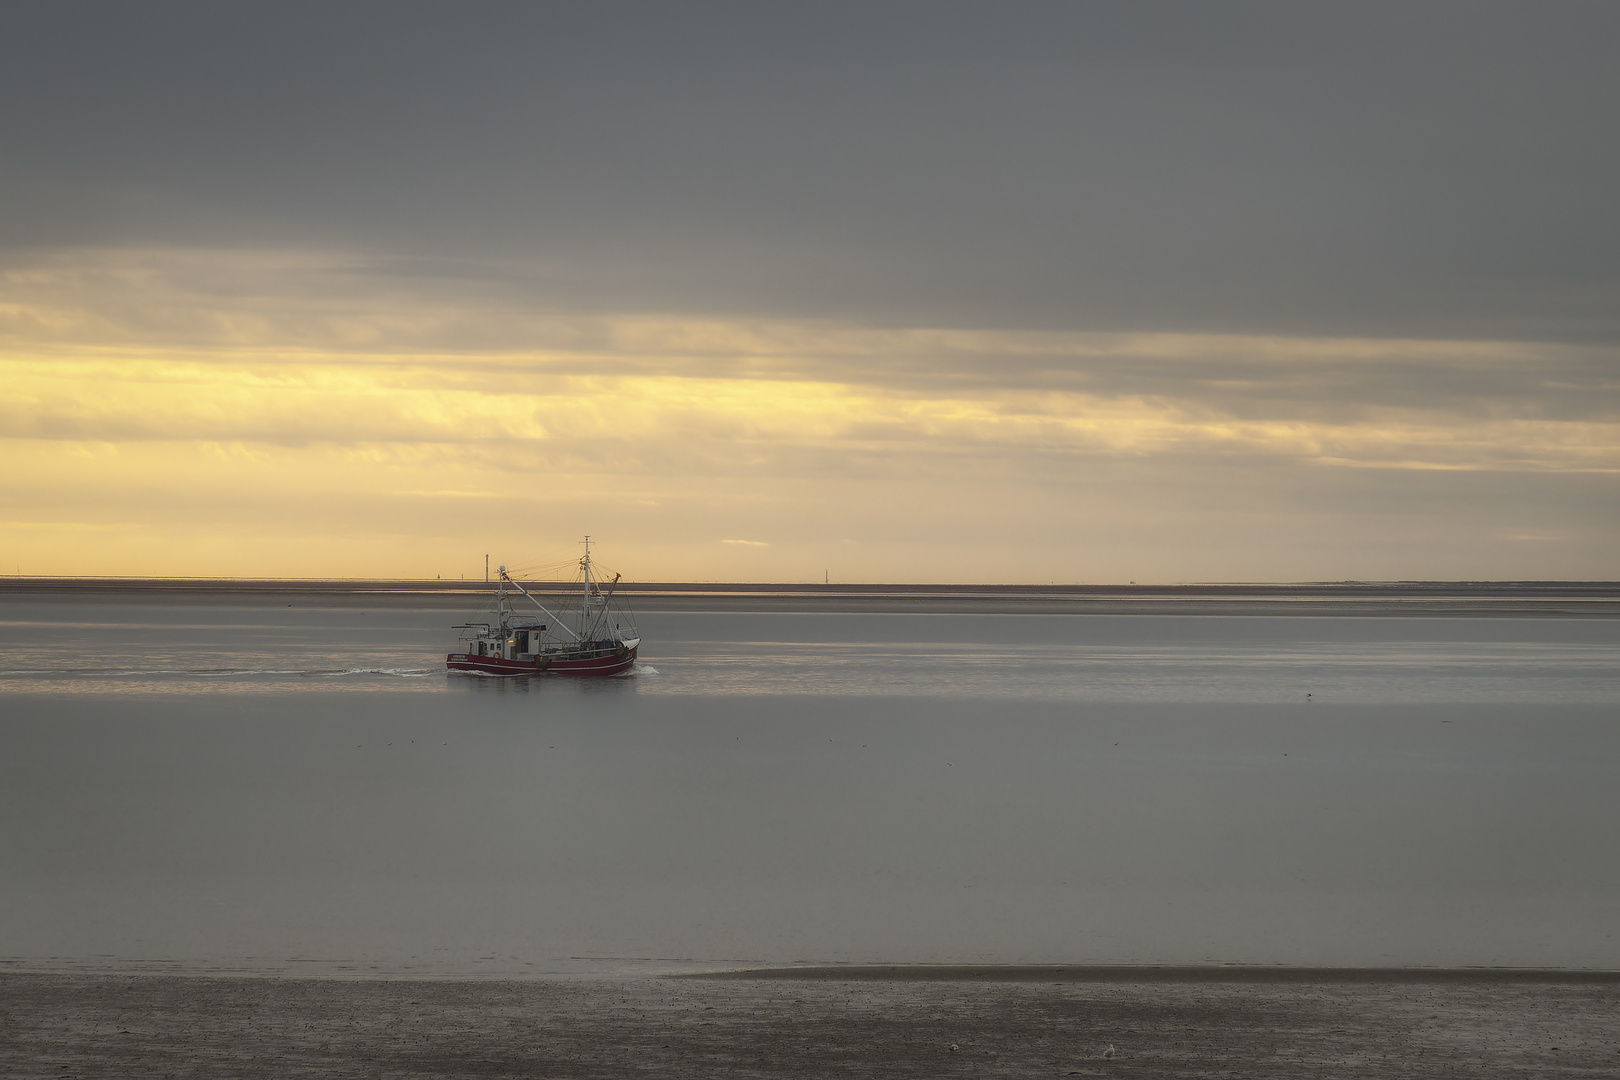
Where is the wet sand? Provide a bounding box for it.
[3,970,1616,1078]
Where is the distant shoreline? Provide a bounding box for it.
[4,577,1617,598]
[3,964,1618,984]
[4,578,1617,617]
[683,964,1620,984]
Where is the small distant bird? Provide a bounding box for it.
[948,1043,959,1053]
[1103,1044,1116,1059]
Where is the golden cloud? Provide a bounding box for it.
[3,344,1615,474]
[2,247,1616,578]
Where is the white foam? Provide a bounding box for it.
[334,668,435,678]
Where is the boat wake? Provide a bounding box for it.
[326,668,435,678]
[0,666,437,680]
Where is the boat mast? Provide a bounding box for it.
[580,535,592,641]
[496,563,508,630]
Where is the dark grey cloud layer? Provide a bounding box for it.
[3,2,1617,340]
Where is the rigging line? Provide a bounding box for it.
[501,571,582,641]
[613,581,640,624]
[506,565,576,579]
[526,559,577,569]
[510,545,581,570]
[514,558,568,570]
[508,557,579,573]
[583,572,624,640]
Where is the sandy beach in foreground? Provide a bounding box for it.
[3,970,1615,1079]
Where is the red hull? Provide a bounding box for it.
[446,643,638,677]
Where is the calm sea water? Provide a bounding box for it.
[2,595,1618,974]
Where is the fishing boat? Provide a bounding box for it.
[446,537,640,676]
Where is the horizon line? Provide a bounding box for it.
[3,576,1618,592]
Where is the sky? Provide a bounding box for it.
[2,2,1616,582]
